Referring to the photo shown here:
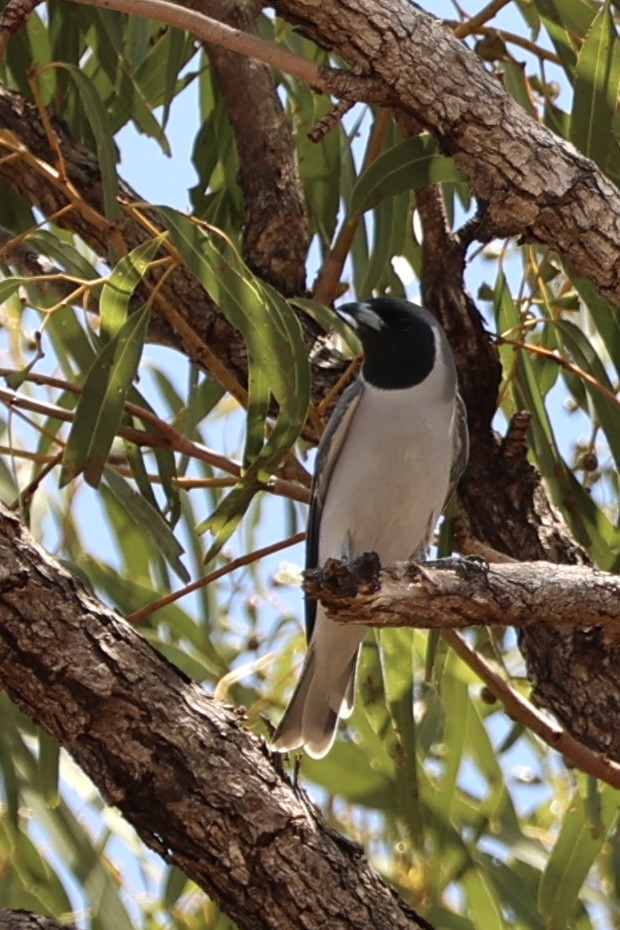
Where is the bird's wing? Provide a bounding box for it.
[305,378,364,642]
[446,390,469,505]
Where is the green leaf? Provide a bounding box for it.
[52,63,120,220]
[501,59,537,117]
[462,869,506,930]
[294,84,341,245]
[103,467,189,583]
[359,194,396,295]
[158,209,310,477]
[571,4,620,168]
[163,865,189,909]
[539,784,618,929]
[554,318,620,472]
[0,275,35,304]
[37,732,60,805]
[381,628,425,847]
[493,270,614,562]
[198,479,261,564]
[81,6,171,151]
[350,134,463,217]
[533,0,595,76]
[60,304,151,488]
[290,296,362,354]
[571,273,620,375]
[100,233,167,341]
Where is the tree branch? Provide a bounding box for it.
[272,0,620,306]
[303,555,620,639]
[0,911,76,930]
[0,503,430,930]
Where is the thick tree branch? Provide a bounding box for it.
[303,555,620,640]
[272,0,620,305]
[0,503,429,930]
[0,911,76,930]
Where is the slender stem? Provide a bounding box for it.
[66,0,331,94]
[0,373,312,502]
[498,335,620,408]
[442,629,620,789]
[126,530,306,623]
[452,0,512,39]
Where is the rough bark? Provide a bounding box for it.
[304,555,620,642]
[0,912,75,930]
[272,0,620,304]
[0,504,429,930]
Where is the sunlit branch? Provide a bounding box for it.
[304,556,620,636]
[1,0,389,105]
[452,0,511,40]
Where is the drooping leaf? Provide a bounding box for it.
[538,783,618,929]
[350,134,463,217]
[60,303,151,488]
[51,63,120,220]
[157,209,310,478]
[571,4,620,168]
[99,233,167,341]
[103,467,189,583]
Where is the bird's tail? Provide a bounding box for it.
[271,644,359,759]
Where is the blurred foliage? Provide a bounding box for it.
[0,1,619,929]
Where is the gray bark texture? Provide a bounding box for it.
[0,505,429,930]
[0,912,75,930]
[304,556,620,639]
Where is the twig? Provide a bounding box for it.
[34,0,387,104]
[452,0,512,39]
[477,26,560,64]
[126,530,306,623]
[497,335,620,409]
[0,384,242,474]
[0,374,312,502]
[442,628,620,790]
[308,100,355,143]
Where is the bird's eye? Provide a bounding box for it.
[394,315,411,330]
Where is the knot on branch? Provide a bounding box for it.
[303,551,381,605]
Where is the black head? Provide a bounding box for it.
[337,297,441,390]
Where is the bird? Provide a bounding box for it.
[271,297,468,759]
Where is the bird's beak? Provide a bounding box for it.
[336,301,383,332]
